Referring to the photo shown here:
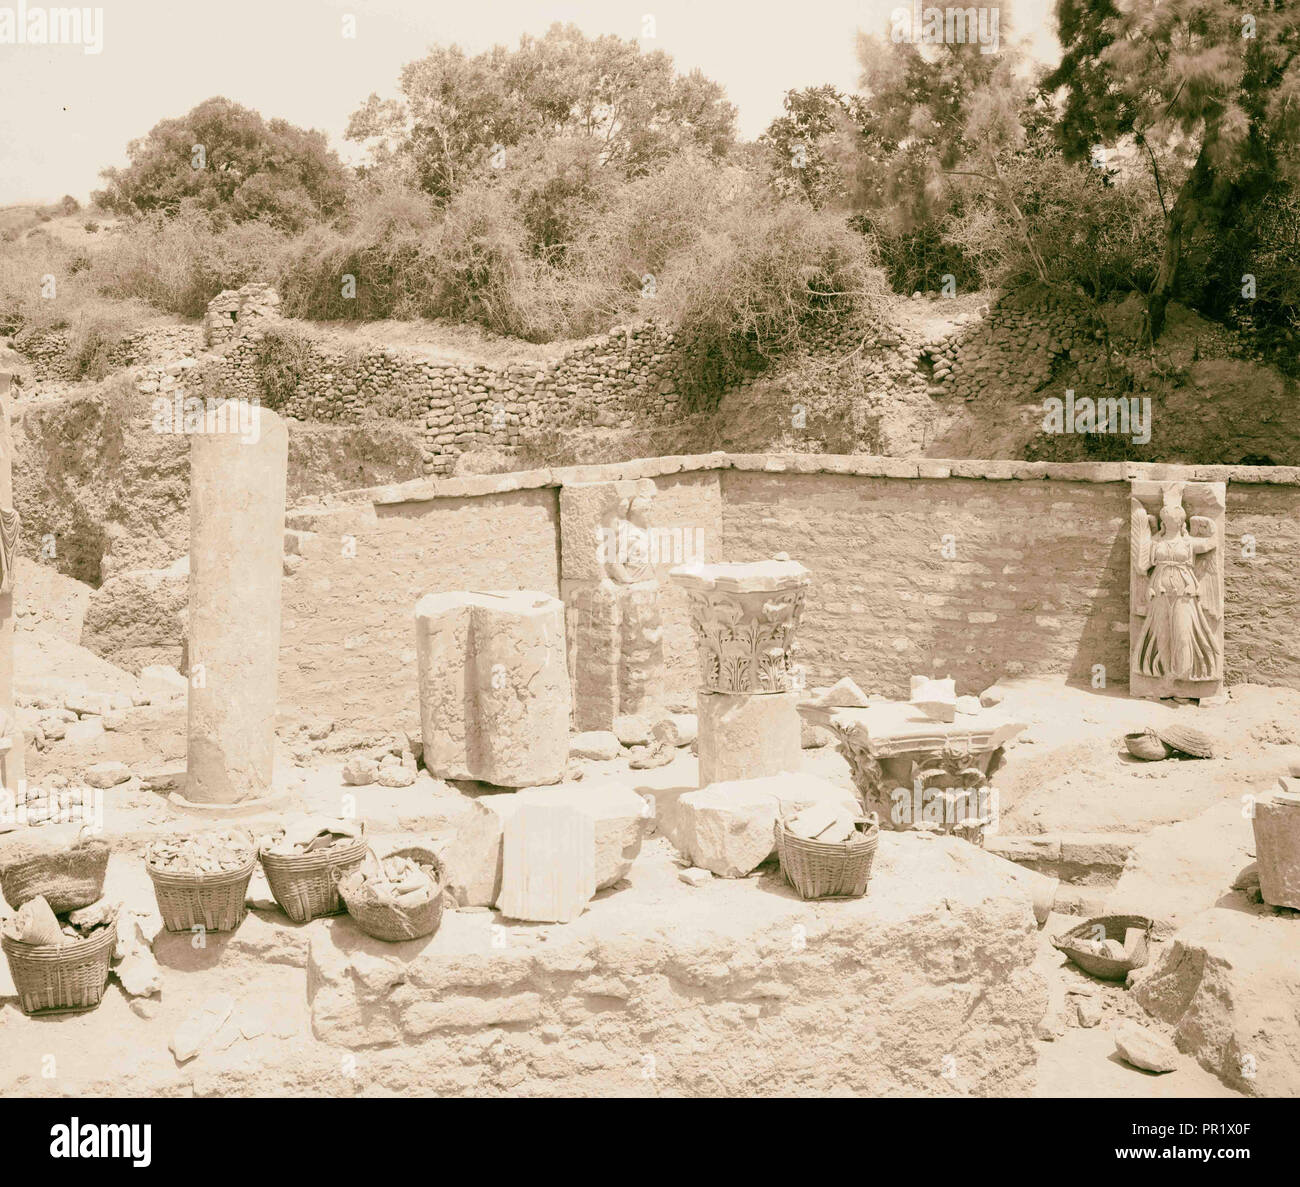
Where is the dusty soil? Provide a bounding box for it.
[8,660,1296,1096]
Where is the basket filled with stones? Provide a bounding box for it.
[336,846,446,942]
[146,829,258,933]
[259,817,367,923]
[775,807,879,900]
[1,895,119,1015]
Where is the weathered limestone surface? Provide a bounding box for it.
[415,590,569,787]
[439,780,647,905]
[304,834,1048,1096]
[697,690,802,785]
[498,801,597,923]
[561,478,665,731]
[517,780,648,891]
[1252,788,1300,909]
[0,375,24,794]
[185,404,286,803]
[1106,800,1254,936]
[1132,906,1300,1095]
[675,773,860,877]
[440,793,518,907]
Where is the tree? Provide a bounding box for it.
[1047,0,1300,338]
[94,97,352,231]
[346,23,737,202]
[758,85,878,209]
[853,32,1051,282]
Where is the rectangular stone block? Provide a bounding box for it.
[697,690,802,785]
[498,801,596,922]
[1253,794,1300,910]
[415,590,570,787]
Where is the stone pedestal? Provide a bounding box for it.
[698,690,802,784]
[1252,785,1300,909]
[415,590,570,787]
[185,403,286,804]
[798,699,1026,839]
[0,375,23,797]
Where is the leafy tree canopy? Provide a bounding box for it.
[94,97,352,232]
[1047,0,1300,336]
[346,22,737,201]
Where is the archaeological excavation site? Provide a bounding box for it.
[1,1,1298,1155]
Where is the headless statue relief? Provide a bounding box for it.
[602,493,664,717]
[1130,480,1224,700]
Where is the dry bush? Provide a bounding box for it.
[92,206,287,317]
[660,191,886,407]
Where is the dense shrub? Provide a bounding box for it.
[95,97,351,232]
[249,325,320,411]
[661,193,885,408]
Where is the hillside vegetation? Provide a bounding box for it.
[2,11,1297,435]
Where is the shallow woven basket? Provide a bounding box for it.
[2,922,116,1015]
[147,851,258,933]
[1156,723,1214,759]
[1051,913,1153,980]
[1,830,110,913]
[259,828,367,923]
[775,814,879,901]
[1125,730,1171,761]
[337,846,446,943]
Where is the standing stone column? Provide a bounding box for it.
[669,557,809,785]
[0,373,24,797]
[185,403,287,804]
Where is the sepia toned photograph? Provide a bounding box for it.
[0,0,1296,1153]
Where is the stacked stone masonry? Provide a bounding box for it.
[15,285,1168,473]
[199,290,690,475]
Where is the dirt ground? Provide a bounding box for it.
[8,672,1296,1095]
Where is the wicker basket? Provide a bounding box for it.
[1,829,110,913]
[147,851,258,933]
[1125,730,1171,761]
[2,922,116,1015]
[259,828,367,923]
[775,814,879,901]
[337,846,446,943]
[1156,723,1214,759]
[1051,913,1152,980]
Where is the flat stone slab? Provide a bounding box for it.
[798,700,1027,758]
[667,558,810,593]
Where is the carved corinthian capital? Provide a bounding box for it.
[669,558,810,694]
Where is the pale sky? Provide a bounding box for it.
[0,0,1061,206]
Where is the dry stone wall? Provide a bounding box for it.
[202,289,690,475]
[934,288,1107,401]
